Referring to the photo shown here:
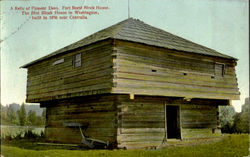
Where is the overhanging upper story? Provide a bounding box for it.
[21,18,240,103]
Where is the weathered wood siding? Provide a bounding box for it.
[26,39,239,103]
[41,94,224,148]
[26,40,114,103]
[42,94,117,144]
[116,95,224,149]
[116,95,165,149]
[167,98,221,140]
[180,103,221,140]
[112,40,239,100]
[181,104,218,129]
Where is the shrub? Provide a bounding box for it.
[2,129,45,142]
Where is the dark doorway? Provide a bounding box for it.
[167,106,180,139]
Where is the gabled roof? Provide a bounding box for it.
[21,18,236,68]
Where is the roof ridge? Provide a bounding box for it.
[114,18,236,60]
[21,18,236,68]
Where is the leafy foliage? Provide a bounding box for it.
[6,106,18,125]
[17,103,27,126]
[219,106,235,133]
[220,98,249,133]
[1,104,7,124]
[2,103,46,126]
[233,98,249,133]
[2,128,45,142]
[27,110,37,125]
[239,98,249,133]
[27,110,45,126]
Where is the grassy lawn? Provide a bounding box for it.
[1,134,249,157]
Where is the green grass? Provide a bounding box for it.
[1,134,249,157]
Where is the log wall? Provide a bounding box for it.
[116,95,223,149]
[112,40,239,100]
[25,39,239,103]
[41,94,225,148]
[24,38,238,148]
[42,94,117,144]
[26,40,114,103]
[116,95,165,149]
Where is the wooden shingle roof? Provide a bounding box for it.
[21,18,235,68]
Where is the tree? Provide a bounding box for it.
[6,105,18,125]
[239,98,249,133]
[42,109,46,118]
[219,98,250,134]
[42,109,46,125]
[27,110,36,126]
[219,106,236,133]
[1,105,6,124]
[17,103,27,126]
[35,116,43,126]
[232,113,242,133]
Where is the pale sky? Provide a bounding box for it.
[1,0,248,112]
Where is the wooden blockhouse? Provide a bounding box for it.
[21,18,240,149]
